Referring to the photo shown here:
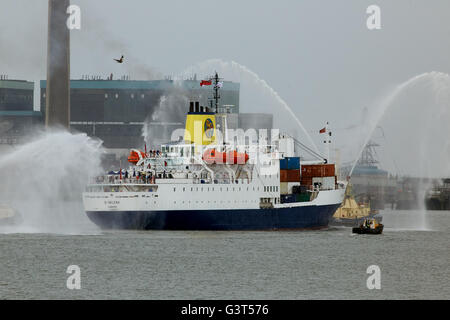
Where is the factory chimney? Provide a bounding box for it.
[45,0,70,128]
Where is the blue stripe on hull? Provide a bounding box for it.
[86,204,341,230]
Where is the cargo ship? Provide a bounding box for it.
[82,74,346,230]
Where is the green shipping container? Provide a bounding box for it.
[296,193,311,202]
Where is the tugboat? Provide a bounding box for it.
[330,183,382,227]
[352,218,384,234]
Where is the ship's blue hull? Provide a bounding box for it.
[86,204,341,230]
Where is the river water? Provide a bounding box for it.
[0,209,449,299]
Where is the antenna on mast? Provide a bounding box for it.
[212,72,223,113]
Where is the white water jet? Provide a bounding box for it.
[178,59,319,154]
[349,71,450,230]
[349,72,443,176]
[356,71,450,178]
[0,130,104,234]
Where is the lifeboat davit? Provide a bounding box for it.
[127,149,146,164]
[203,149,249,164]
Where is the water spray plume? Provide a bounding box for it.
[349,71,450,177]
[0,130,104,234]
[348,71,450,231]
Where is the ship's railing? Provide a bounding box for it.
[86,183,158,192]
[89,175,156,185]
[88,175,252,187]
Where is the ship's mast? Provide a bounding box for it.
[212,72,222,113]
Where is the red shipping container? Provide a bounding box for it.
[287,169,300,182]
[324,164,335,177]
[301,164,335,177]
[301,165,323,177]
[280,170,288,182]
[280,169,300,182]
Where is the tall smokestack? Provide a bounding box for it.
[45,0,70,128]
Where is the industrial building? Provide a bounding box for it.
[2,76,275,170]
[40,78,240,149]
[0,78,42,144]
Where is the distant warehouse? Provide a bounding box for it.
[40,78,240,149]
[0,78,42,144]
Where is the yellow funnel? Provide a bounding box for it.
[184,112,216,146]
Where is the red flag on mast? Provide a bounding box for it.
[319,127,326,134]
[200,80,212,86]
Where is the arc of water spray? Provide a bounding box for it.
[349,72,445,176]
[178,59,320,154]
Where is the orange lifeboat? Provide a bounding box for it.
[203,149,249,164]
[127,149,146,164]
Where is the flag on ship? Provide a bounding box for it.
[200,80,212,86]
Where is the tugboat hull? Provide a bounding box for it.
[352,225,384,234]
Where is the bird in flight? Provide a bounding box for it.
[114,55,124,63]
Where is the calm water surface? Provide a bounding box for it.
[0,210,449,299]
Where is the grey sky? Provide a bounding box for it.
[1,0,449,176]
